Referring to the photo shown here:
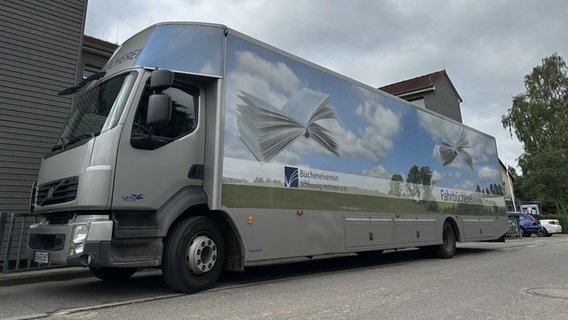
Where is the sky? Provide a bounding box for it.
[85,0,568,174]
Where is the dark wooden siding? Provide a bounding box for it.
[82,36,118,78]
[0,0,87,213]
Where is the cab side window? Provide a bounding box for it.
[131,75,199,149]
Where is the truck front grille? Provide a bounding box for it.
[36,177,79,206]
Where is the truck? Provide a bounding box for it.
[28,22,509,293]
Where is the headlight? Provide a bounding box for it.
[69,224,90,256]
[72,224,89,245]
[71,243,85,255]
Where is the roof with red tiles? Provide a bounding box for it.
[83,35,119,51]
[379,69,462,102]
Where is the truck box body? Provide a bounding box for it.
[28,22,508,292]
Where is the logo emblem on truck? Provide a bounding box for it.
[122,193,144,201]
[46,187,55,200]
[284,166,299,188]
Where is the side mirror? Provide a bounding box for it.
[147,94,171,128]
[150,70,174,91]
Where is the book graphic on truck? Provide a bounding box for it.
[237,88,339,162]
[27,22,508,294]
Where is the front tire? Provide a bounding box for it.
[162,216,225,293]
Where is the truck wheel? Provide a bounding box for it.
[438,221,456,258]
[89,267,137,281]
[423,221,456,259]
[162,216,225,293]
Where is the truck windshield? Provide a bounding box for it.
[53,72,137,151]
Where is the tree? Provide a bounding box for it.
[388,174,405,197]
[406,165,422,200]
[419,166,433,200]
[502,54,568,214]
[405,165,434,203]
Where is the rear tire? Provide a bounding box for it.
[438,221,456,258]
[423,221,456,259]
[89,267,137,281]
[162,216,225,293]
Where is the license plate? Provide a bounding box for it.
[33,251,49,264]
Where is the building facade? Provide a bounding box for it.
[0,1,118,270]
[380,70,463,123]
[0,0,87,213]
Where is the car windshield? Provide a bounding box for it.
[53,72,137,151]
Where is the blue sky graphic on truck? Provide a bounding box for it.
[222,34,501,197]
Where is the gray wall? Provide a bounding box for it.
[0,0,87,213]
[430,76,463,123]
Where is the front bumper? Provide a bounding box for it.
[28,215,113,266]
[28,215,163,268]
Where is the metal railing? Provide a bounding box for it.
[0,212,56,274]
[506,215,522,237]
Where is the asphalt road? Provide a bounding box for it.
[2,235,568,320]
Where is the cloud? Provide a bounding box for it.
[432,170,444,185]
[454,179,475,191]
[362,164,390,179]
[232,51,304,97]
[340,88,401,161]
[478,166,500,182]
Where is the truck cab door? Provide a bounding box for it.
[112,72,205,211]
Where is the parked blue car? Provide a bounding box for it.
[508,212,542,237]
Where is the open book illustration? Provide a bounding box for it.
[237,88,340,162]
[439,129,473,170]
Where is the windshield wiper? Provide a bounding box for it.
[51,132,100,152]
[58,71,106,96]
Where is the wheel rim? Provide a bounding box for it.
[187,235,217,275]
